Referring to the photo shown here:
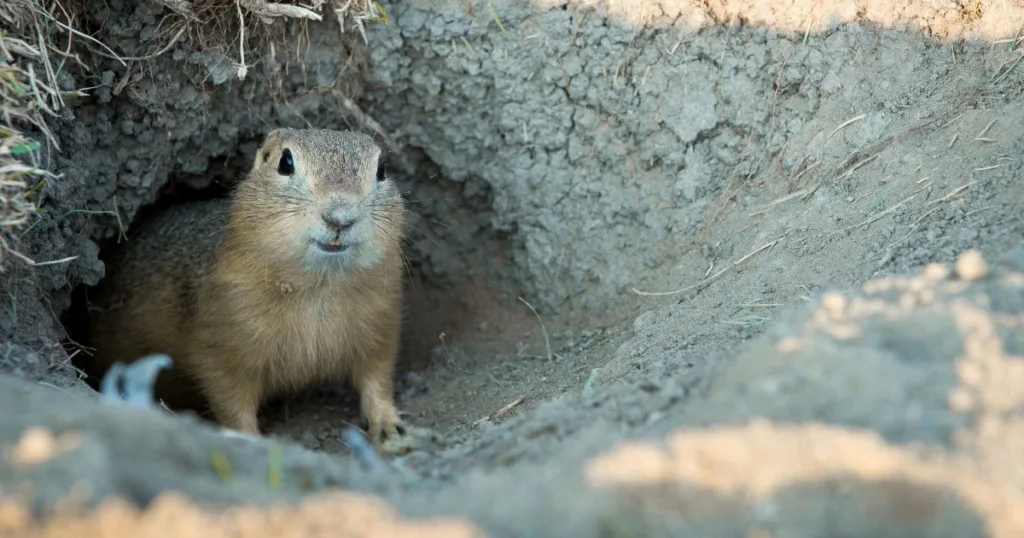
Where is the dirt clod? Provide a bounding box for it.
[955,249,989,281]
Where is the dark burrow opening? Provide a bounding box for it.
[60,149,260,426]
[57,139,502,440]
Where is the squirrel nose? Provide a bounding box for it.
[322,212,355,233]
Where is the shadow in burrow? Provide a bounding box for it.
[59,139,515,446]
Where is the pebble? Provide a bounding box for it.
[955,249,988,281]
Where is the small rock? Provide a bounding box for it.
[920,263,951,281]
[820,292,846,317]
[776,337,802,355]
[9,427,57,467]
[8,427,81,468]
[955,249,988,281]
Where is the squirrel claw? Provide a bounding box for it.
[367,419,441,456]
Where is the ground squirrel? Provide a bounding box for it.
[86,128,415,445]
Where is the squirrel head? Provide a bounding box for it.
[229,128,405,277]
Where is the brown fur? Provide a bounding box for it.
[86,128,408,443]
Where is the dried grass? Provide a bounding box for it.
[0,0,67,271]
[0,0,385,271]
[149,0,388,80]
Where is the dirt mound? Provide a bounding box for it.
[2,246,1022,537]
[587,247,1024,537]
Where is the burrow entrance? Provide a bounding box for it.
[56,135,569,450]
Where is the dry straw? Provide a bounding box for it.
[0,0,68,270]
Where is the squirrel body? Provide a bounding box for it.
[87,128,409,444]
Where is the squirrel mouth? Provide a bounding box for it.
[313,237,349,254]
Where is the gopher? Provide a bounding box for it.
[87,128,414,445]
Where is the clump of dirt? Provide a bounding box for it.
[1,0,1024,536]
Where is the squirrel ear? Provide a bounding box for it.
[256,129,285,166]
[263,129,284,146]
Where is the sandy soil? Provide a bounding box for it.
[1,0,1023,536]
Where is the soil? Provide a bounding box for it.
[1,0,1024,536]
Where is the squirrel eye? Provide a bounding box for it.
[376,161,386,182]
[277,149,295,176]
